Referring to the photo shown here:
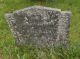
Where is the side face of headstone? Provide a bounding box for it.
[56,11,71,47]
[5,6,71,48]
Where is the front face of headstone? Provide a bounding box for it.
[5,6,71,47]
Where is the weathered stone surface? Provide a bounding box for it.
[5,6,71,47]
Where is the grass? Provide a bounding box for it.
[0,0,80,59]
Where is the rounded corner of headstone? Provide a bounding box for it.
[61,11,72,15]
[5,13,13,18]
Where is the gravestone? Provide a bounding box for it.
[5,6,71,48]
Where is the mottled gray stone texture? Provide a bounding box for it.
[5,6,71,48]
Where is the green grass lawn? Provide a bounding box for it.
[0,0,80,59]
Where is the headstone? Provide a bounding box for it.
[5,6,71,48]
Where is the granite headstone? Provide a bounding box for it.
[5,6,71,47]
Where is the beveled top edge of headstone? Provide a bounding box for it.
[24,6,61,11]
[5,6,72,18]
[7,6,62,14]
